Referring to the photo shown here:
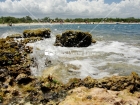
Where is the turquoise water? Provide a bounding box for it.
[0,24,140,82]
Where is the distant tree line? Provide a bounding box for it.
[0,16,33,24]
[0,16,140,24]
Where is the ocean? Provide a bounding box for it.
[0,23,140,83]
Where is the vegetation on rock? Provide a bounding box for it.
[23,28,51,38]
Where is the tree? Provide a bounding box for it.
[25,16,32,23]
[42,17,50,22]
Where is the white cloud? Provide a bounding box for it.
[0,0,140,18]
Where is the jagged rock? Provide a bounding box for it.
[54,30,96,47]
[23,28,51,38]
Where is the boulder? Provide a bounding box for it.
[54,30,96,47]
[23,28,51,38]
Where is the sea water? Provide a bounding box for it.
[0,24,140,83]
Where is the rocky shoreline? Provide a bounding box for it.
[0,28,140,105]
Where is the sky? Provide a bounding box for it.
[0,0,140,19]
[67,0,122,4]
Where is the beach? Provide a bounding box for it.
[0,22,140,27]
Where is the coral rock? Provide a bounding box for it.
[59,87,140,105]
[54,30,96,47]
[23,28,51,38]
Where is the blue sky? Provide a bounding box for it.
[0,0,140,18]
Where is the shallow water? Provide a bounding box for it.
[0,24,140,82]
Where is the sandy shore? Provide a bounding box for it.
[0,22,139,27]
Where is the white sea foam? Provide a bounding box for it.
[26,35,140,80]
[65,59,110,79]
[0,32,11,38]
[0,31,21,38]
[0,24,140,81]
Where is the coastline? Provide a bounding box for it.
[0,22,140,27]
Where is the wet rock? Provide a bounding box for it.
[23,28,51,38]
[54,30,96,47]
